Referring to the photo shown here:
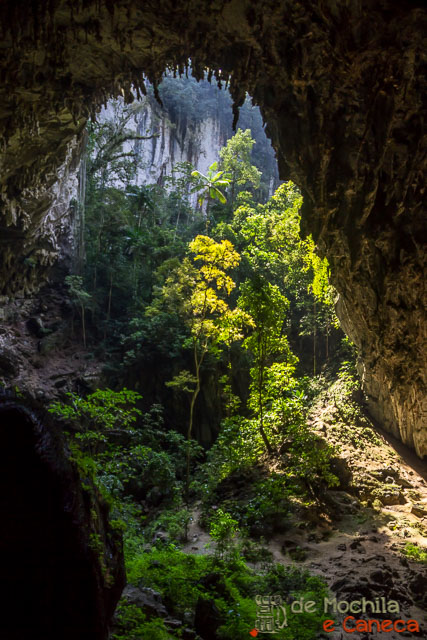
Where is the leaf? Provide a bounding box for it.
[211,170,225,182]
[215,190,227,204]
[165,370,197,394]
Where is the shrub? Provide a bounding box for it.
[209,509,240,560]
[403,542,427,564]
[123,546,329,639]
[112,600,171,640]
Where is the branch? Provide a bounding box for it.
[89,130,159,175]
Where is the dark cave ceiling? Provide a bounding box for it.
[0,1,425,456]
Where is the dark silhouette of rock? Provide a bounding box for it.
[0,397,125,640]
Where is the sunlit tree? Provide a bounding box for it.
[219,128,261,209]
[148,235,247,500]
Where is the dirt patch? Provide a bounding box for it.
[268,399,427,639]
[184,397,427,639]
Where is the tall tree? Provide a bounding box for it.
[148,235,244,501]
[65,275,92,348]
[238,279,295,454]
[219,128,261,209]
[218,182,339,374]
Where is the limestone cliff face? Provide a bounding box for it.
[0,0,425,465]
[133,112,225,193]
[0,128,82,296]
[99,87,279,205]
[100,97,229,204]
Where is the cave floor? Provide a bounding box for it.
[182,400,427,640]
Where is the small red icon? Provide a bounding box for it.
[249,630,258,637]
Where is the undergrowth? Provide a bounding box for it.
[321,361,383,449]
[114,545,329,640]
[402,542,427,564]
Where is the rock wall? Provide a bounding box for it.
[98,87,279,205]
[0,1,425,461]
[100,97,229,205]
[0,127,82,296]
[0,396,125,639]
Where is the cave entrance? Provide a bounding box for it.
[0,405,103,640]
[92,70,281,206]
[0,1,425,458]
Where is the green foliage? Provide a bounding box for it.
[123,546,328,640]
[148,234,245,501]
[65,274,91,307]
[209,509,240,560]
[260,564,330,640]
[402,543,427,564]
[328,362,382,447]
[149,235,242,344]
[219,129,260,186]
[49,388,142,431]
[219,128,261,210]
[239,475,290,537]
[204,473,292,540]
[112,600,171,640]
[125,547,207,615]
[120,310,188,367]
[230,181,304,286]
[66,103,353,640]
[49,390,201,525]
[148,508,193,546]
[205,365,338,515]
[221,181,340,374]
[165,370,197,394]
[238,279,295,453]
[190,161,231,229]
[49,388,142,458]
[65,274,91,347]
[82,111,205,346]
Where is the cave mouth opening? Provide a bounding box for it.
[95,65,281,205]
[0,404,103,640]
[0,1,424,462]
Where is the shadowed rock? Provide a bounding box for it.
[0,398,125,640]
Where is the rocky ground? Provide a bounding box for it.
[0,283,104,401]
[287,398,427,639]
[181,387,427,639]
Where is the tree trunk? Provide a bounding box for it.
[173,207,181,241]
[185,344,202,506]
[205,197,211,233]
[313,300,317,376]
[258,338,272,454]
[104,270,113,341]
[81,304,86,349]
